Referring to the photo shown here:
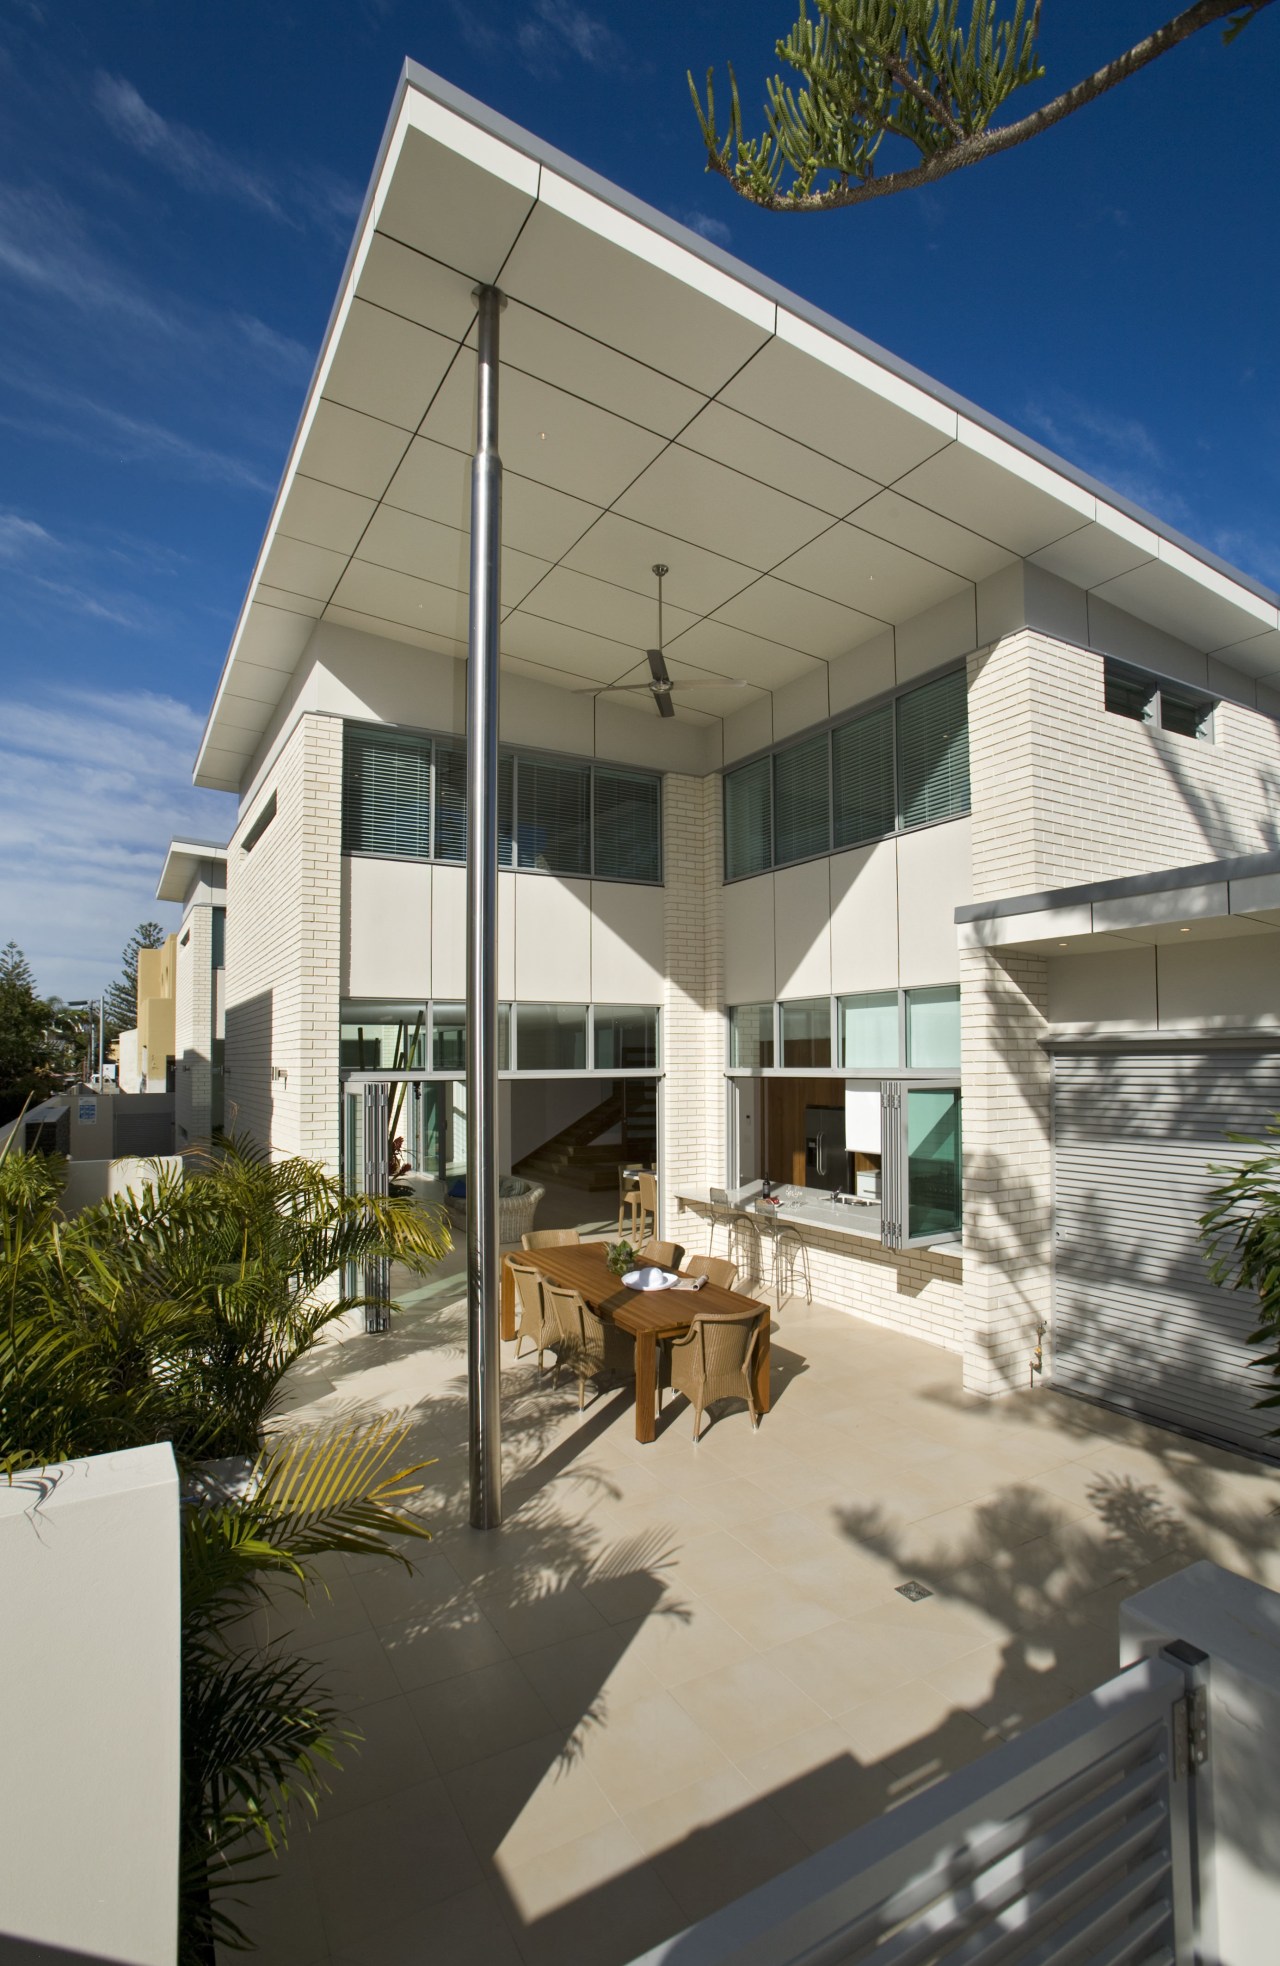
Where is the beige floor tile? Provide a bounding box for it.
[735,1730,884,1852]
[308,1776,482,1950]
[446,1728,618,1870]
[378,1604,510,1692]
[214,1835,326,1966]
[347,1548,466,1628]
[473,1580,610,1657]
[613,1598,757,1688]
[305,1626,402,1708]
[621,1764,761,1857]
[697,1579,841,1651]
[332,1880,523,1965]
[496,1821,686,1966]
[662,1528,782,1598]
[647,1789,812,1923]
[518,1622,664,1723]
[579,1688,742,1814]
[764,1612,973,1716]
[836,1680,998,1771]
[669,1653,831,1759]
[923,1640,1083,1741]
[406,1659,560,1774]
[321,1692,436,1821]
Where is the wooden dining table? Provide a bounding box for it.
[500,1244,771,1443]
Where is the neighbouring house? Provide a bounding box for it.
[155,838,228,1149]
[116,933,179,1095]
[190,64,1280,1458]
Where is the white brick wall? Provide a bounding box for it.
[224,714,341,1165]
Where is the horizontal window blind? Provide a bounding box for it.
[434,743,514,865]
[832,704,894,849]
[518,757,590,877]
[773,733,831,864]
[343,728,431,857]
[896,670,970,829]
[724,757,772,880]
[593,768,660,883]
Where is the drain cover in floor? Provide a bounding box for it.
[895,1580,933,1602]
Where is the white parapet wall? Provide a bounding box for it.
[0,1444,181,1965]
[1121,1558,1280,1966]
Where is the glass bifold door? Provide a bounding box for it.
[343,1079,463,1331]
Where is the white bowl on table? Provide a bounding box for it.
[622,1266,679,1291]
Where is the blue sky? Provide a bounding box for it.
[1,0,1277,1000]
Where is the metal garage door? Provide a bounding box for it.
[1052,1043,1280,1459]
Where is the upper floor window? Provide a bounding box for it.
[723,669,970,882]
[210,907,226,970]
[342,724,662,883]
[1103,657,1216,741]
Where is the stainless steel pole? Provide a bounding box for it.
[466,285,505,1531]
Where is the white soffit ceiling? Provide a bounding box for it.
[194,66,1280,792]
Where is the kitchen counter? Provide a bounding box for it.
[674,1182,884,1245]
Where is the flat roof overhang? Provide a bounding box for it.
[956,848,1280,955]
[193,62,1280,794]
[156,838,228,904]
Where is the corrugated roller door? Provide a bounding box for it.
[1053,1046,1280,1458]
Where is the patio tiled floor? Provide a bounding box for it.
[234,1257,1280,1966]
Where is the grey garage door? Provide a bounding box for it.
[1052,1045,1280,1459]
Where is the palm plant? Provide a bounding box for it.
[0,1133,451,1960]
[1201,1125,1280,1434]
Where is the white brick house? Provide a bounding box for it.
[192,65,1280,1457]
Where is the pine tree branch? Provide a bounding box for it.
[697,0,1276,213]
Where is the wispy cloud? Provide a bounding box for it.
[0,375,275,493]
[1025,389,1164,473]
[515,0,625,72]
[0,686,235,1000]
[92,73,361,238]
[680,209,731,247]
[0,505,178,632]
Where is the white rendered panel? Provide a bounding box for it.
[501,179,775,393]
[774,859,832,999]
[664,617,822,691]
[329,560,470,641]
[514,875,592,999]
[495,298,705,436]
[721,693,774,766]
[894,422,1095,557]
[302,400,410,499]
[828,630,896,716]
[1091,557,1279,656]
[386,437,602,564]
[615,444,833,571]
[851,489,1012,581]
[724,874,777,1005]
[1158,932,1280,1026]
[236,605,316,672]
[255,586,325,620]
[430,863,466,998]
[590,882,664,1001]
[896,817,971,986]
[355,503,550,605]
[715,576,884,660]
[1047,947,1159,1029]
[345,857,432,999]
[830,840,899,993]
[517,566,697,649]
[1029,513,1158,589]
[771,664,830,742]
[261,537,348,604]
[500,609,637,684]
[323,606,464,662]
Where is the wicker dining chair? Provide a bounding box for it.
[508,1259,554,1370]
[543,1281,634,1409]
[665,1306,768,1441]
[685,1253,738,1291]
[522,1227,582,1250]
[638,1238,685,1272]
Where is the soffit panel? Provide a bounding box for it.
[561,512,757,617]
[382,435,603,562]
[1089,560,1277,656]
[421,354,669,506]
[893,436,1095,557]
[301,401,411,499]
[356,232,479,342]
[199,748,248,791]
[513,565,697,649]
[354,503,550,605]
[1029,520,1158,589]
[261,536,349,603]
[278,476,378,555]
[498,608,641,684]
[714,574,884,659]
[719,333,954,485]
[774,523,966,625]
[614,444,833,571]
[237,602,316,672]
[483,299,706,437]
[256,584,326,620]
[323,603,464,661]
[211,691,281,732]
[677,400,877,518]
[374,119,537,284]
[498,191,774,395]
[664,615,825,691]
[498,649,603,690]
[607,653,765,721]
[321,299,459,432]
[329,560,471,640]
[1210,627,1280,678]
[851,489,1013,582]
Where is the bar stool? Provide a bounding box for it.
[771,1223,812,1311]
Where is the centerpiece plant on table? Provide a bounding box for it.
[0,1130,450,1962]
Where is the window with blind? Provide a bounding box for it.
[343,724,659,879]
[593,768,660,883]
[773,733,831,865]
[832,704,895,849]
[896,670,970,829]
[722,670,969,881]
[343,728,432,858]
[724,756,771,880]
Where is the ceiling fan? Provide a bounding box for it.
[578,565,748,719]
